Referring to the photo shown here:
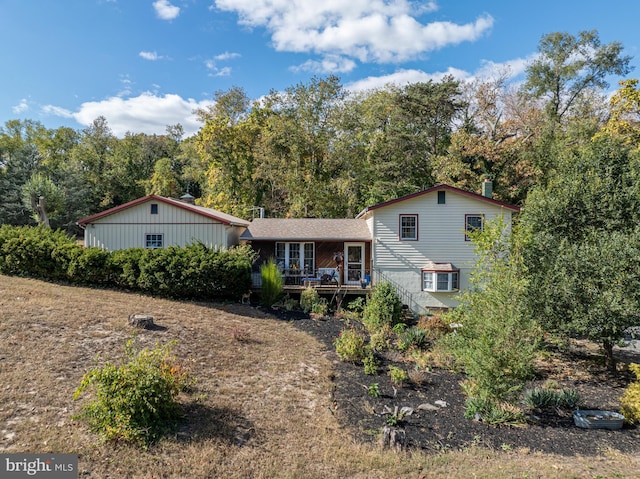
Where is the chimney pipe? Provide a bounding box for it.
[482,179,493,199]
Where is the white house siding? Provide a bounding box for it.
[367,191,513,311]
[83,200,233,251]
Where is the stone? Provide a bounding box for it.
[128,314,154,329]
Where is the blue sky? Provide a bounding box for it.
[2,0,639,137]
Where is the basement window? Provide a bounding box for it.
[422,264,459,292]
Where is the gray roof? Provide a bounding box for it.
[240,218,372,241]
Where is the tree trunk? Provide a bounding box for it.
[30,195,50,228]
[602,340,616,372]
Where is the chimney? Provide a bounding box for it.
[482,179,493,199]
[180,193,195,205]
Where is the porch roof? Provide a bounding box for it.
[240,218,372,242]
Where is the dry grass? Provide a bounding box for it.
[1,274,639,478]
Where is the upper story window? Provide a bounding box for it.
[150,203,159,215]
[437,191,446,204]
[399,214,418,241]
[465,214,484,241]
[145,233,163,248]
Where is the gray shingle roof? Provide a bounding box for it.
[240,218,371,241]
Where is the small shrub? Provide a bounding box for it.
[311,298,328,316]
[300,287,320,313]
[367,383,381,398]
[362,282,403,332]
[363,348,379,375]
[260,259,284,307]
[334,329,366,363]
[397,326,428,352]
[417,315,451,340]
[73,338,192,447]
[369,329,390,352]
[346,297,366,316]
[621,363,640,424]
[523,387,582,410]
[465,396,526,426]
[387,365,409,387]
[407,368,429,386]
[283,298,299,311]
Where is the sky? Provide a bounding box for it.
[2,0,640,138]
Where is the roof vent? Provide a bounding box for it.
[180,193,195,205]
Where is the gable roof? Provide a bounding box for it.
[355,184,521,218]
[77,195,250,227]
[240,218,371,242]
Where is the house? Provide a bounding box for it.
[240,218,372,290]
[77,195,249,251]
[242,182,519,312]
[355,182,520,311]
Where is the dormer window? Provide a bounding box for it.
[150,203,158,215]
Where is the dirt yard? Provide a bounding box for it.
[1,275,639,478]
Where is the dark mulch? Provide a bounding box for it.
[277,310,640,456]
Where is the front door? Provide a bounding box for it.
[344,243,365,285]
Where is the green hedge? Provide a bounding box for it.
[0,225,254,300]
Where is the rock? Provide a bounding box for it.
[416,403,440,412]
[434,400,448,408]
[128,314,154,329]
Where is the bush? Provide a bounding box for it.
[387,365,409,386]
[522,387,582,410]
[68,247,113,285]
[260,259,283,307]
[362,282,403,332]
[310,298,328,316]
[73,338,192,447]
[417,315,451,340]
[334,329,366,363]
[110,248,145,289]
[363,348,379,375]
[397,326,428,352]
[300,287,320,313]
[620,363,640,424]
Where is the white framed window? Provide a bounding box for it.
[275,242,315,273]
[145,233,163,248]
[422,270,459,292]
[465,214,484,241]
[399,214,418,241]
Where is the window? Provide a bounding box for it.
[145,233,163,248]
[437,191,446,204]
[465,214,484,241]
[422,270,459,292]
[399,214,418,240]
[150,203,158,214]
[275,242,315,273]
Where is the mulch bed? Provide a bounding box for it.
[276,310,640,456]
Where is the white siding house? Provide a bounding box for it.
[356,184,520,311]
[77,195,249,251]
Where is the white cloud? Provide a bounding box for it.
[12,98,30,114]
[214,0,493,63]
[291,55,357,74]
[214,52,241,61]
[345,56,531,93]
[153,0,180,20]
[45,93,214,137]
[139,51,164,61]
[346,67,470,92]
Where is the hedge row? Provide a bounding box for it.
[0,225,254,300]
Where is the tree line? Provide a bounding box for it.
[1,30,634,229]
